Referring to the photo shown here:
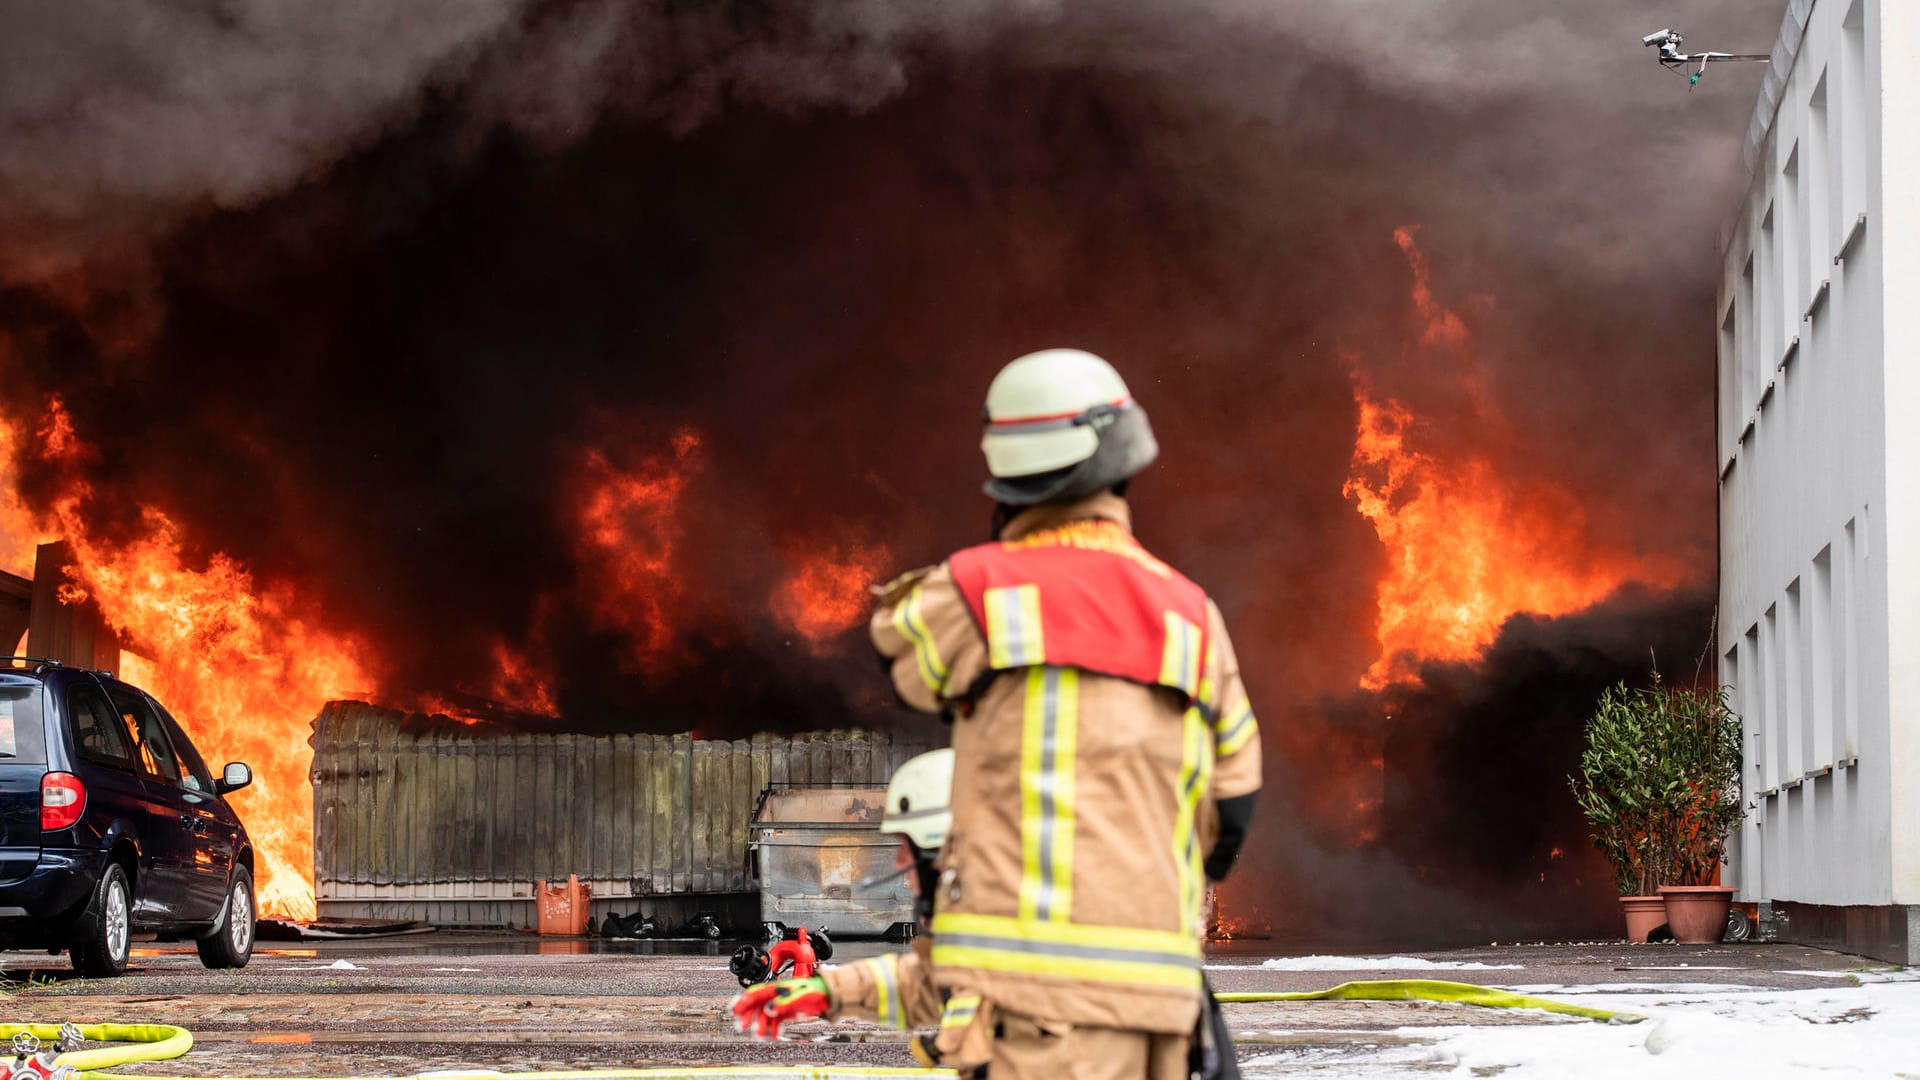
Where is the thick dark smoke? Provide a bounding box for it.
[1242,588,1719,949]
[2,1,1781,937]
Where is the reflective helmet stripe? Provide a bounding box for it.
[986,397,1133,432]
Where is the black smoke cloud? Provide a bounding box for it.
[2,1,1777,931]
[1242,587,1718,949]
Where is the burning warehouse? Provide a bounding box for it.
[0,1,1778,946]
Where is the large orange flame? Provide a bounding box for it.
[575,429,702,673]
[1345,229,1677,690]
[3,399,371,919]
[773,543,891,654]
[0,412,54,582]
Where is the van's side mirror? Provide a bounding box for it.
[216,762,252,795]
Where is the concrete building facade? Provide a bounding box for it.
[1717,0,1919,963]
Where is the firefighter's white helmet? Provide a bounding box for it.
[980,349,1158,505]
[881,748,954,850]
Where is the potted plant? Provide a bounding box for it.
[1650,683,1744,944]
[1571,678,1745,944]
[1570,682,1671,942]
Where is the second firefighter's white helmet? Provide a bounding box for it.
[980,349,1159,506]
[881,748,954,850]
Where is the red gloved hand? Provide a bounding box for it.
[729,975,831,1040]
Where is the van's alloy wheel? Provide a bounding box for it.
[70,862,132,978]
[196,866,256,969]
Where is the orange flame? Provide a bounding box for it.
[1,400,371,920]
[575,429,702,672]
[773,543,891,654]
[1345,230,1676,690]
[482,640,559,718]
[0,407,56,582]
[52,505,372,920]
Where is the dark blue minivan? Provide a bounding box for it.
[0,658,256,976]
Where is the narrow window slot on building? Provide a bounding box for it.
[1782,144,1802,346]
[1762,607,1780,793]
[1808,73,1832,292]
[1811,546,1836,773]
[1842,1,1866,223]
[1742,254,1759,412]
[1759,207,1776,395]
[1784,580,1804,781]
[1721,301,1740,459]
[1745,624,1765,796]
[1843,517,1860,760]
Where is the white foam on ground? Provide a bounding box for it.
[1418,982,1920,1078]
[1239,980,1920,1078]
[1252,955,1524,972]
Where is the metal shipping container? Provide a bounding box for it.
[751,786,913,937]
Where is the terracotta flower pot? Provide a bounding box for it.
[1619,895,1668,943]
[1660,885,1735,944]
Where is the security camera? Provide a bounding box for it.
[1642,28,1680,48]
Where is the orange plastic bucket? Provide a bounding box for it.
[536,874,591,936]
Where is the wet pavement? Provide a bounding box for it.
[0,934,1892,1076]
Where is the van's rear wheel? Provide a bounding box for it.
[70,862,131,978]
[196,866,255,969]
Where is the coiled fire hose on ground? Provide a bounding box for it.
[0,981,1639,1080]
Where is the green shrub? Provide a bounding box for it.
[1570,678,1744,895]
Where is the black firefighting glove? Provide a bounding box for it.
[1205,792,1257,881]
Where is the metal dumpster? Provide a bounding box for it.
[750,785,912,937]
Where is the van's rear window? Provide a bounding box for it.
[0,679,45,763]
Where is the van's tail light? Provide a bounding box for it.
[41,772,86,831]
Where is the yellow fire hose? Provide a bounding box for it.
[1214,978,1643,1024]
[0,981,1638,1080]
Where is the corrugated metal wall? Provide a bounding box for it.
[310,702,936,928]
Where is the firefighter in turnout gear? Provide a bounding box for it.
[730,750,992,1064]
[871,349,1262,1078]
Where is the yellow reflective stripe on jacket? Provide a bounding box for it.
[931,912,1202,991]
[1215,701,1257,756]
[1018,667,1078,923]
[984,583,1045,668]
[893,584,950,694]
[1174,706,1212,926]
[866,954,906,1030]
[1159,611,1202,695]
[1196,639,1218,714]
[939,993,980,1029]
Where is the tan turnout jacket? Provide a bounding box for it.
[824,937,995,1068]
[823,936,945,1030]
[871,493,1262,1035]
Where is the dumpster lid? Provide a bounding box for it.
[753,785,887,826]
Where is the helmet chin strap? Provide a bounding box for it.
[912,851,941,924]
